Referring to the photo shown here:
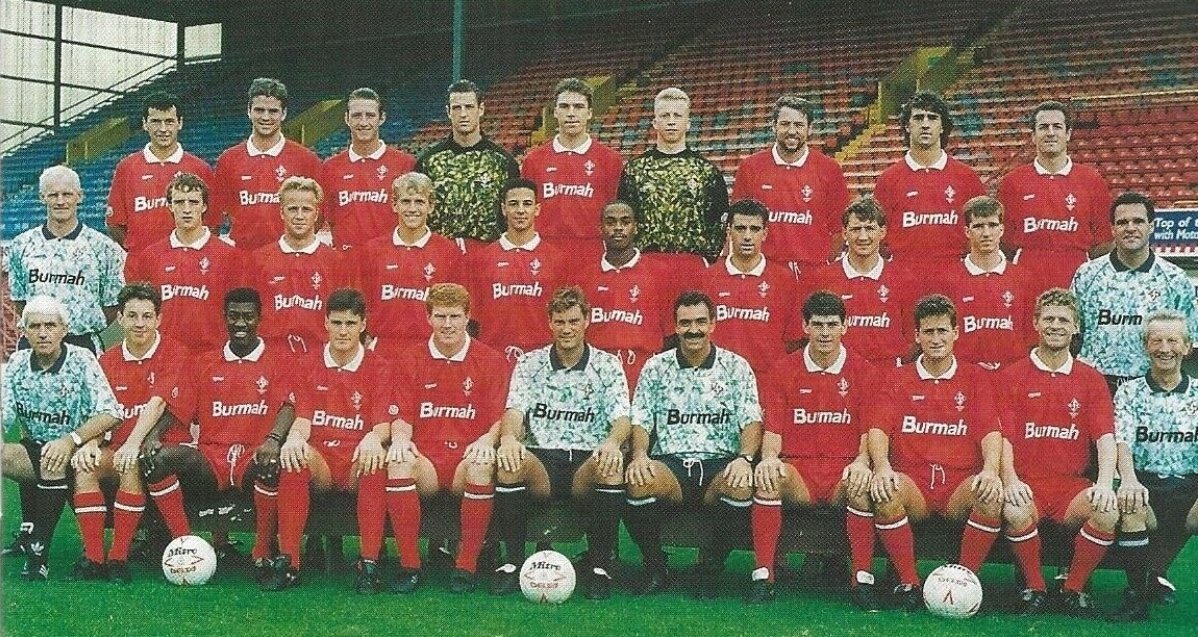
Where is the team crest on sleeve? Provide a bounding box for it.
[801,184,814,202]
[530,258,542,277]
[275,165,288,181]
[954,391,966,412]
[311,272,323,290]
[377,165,389,180]
[423,262,436,281]
[758,281,770,298]
[1065,193,1077,211]
[1067,398,1080,420]
[630,285,641,304]
[1001,290,1015,308]
[462,376,475,396]
[198,257,211,275]
[256,375,269,395]
[944,186,956,204]
[837,377,850,397]
[351,391,363,412]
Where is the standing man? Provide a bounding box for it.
[2,296,121,580]
[357,172,464,360]
[521,78,623,269]
[1071,192,1198,393]
[618,87,729,263]
[493,287,631,600]
[624,291,762,597]
[732,94,851,275]
[416,79,520,250]
[873,91,985,270]
[9,165,126,355]
[998,100,1112,291]
[106,91,216,255]
[702,199,804,375]
[867,295,1004,609]
[214,77,322,250]
[320,87,416,251]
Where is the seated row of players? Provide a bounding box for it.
[6,277,1186,620]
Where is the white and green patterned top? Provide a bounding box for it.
[2,344,122,442]
[8,223,126,335]
[1071,253,1198,377]
[632,346,761,460]
[506,344,630,450]
[1114,374,1198,478]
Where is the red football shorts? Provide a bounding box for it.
[784,456,849,505]
[1028,476,1091,524]
[420,439,469,491]
[311,439,359,490]
[198,443,256,491]
[899,462,974,516]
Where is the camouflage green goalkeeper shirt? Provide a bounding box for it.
[416,136,520,242]
[617,148,729,260]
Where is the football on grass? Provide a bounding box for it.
[519,550,576,604]
[162,535,217,586]
[923,563,983,618]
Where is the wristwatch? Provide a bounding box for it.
[739,454,754,464]
[69,431,84,446]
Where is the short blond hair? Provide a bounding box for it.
[392,172,435,200]
[654,87,690,111]
[279,175,323,203]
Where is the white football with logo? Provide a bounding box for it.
[923,563,982,618]
[519,550,576,604]
[162,535,217,586]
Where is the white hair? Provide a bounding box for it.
[1144,309,1191,344]
[21,295,70,329]
[654,87,690,111]
[39,165,82,195]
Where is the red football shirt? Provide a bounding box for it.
[731,145,851,271]
[214,137,323,250]
[320,143,416,251]
[764,345,875,461]
[880,357,1001,472]
[125,229,247,353]
[250,237,354,351]
[942,255,1036,370]
[106,145,216,254]
[99,333,192,445]
[703,256,803,375]
[579,251,675,386]
[392,338,510,450]
[997,159,1112,291]
[293,345,398,449]
[999,352,1114,481]
[805,256,919,367]
[874,152,986,264]
[468,234,565,359]
[176,340,294,448]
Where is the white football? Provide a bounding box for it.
[519,550,576,604]
[923,563,983,618]
[161,535,217,586]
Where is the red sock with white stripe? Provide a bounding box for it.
[147,476,191,538]
[357,470,387,562]
[959,512,1001,573]
[251,479,278,561]
[1064,522,1115,593]
[386,477,422,569]
[846,506,876,584]
[875,514,919,585]
[1005,523,1045,591]
[750,497,782,580]
[277,469,311,568]
[73,490,108,563]
[108,490,146,562]
[456,483,494,573]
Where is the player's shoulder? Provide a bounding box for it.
[1000,162,1037,182]
[522,142,553,164]
[515,344,553,369]
[468,339,511,367]
[322,148,351,166]
[587,344,624,369]
[180,150,212,169]
[589,138,623,162]
[215,141,246,165]
[640,348,678,374]
[714,345,755,373]
[5,348,33,373]
[385,145,417,165]
[112,150,142,172]
[11,225,41,246]
[283,138,320,160]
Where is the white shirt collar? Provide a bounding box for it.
[223,338,266,362]
[499,233,542,251]
[841,254,884,280]
[142,144,184,164]
[246,136,286,157]
[1034,156,1073,176]
[278,235,320,254]
[392,227,432,248]
[348,142,387,162]
[170,227,212,249]
[1030,348,1074,374]
[904,150,948,171]
[963,252,1008,275]
[121,332,162,361]
[772,144,810,168]
[322,343,365,371]
[428,334,471,362]
[553,135,593,154]
[803,344,848,374]
[724,254,767,277]
[601,249,642,272]
[915,355,958,380]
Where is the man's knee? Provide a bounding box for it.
[2,443,35,482]
[462,460,494,485]
[1002,502,1037,530]
[1090,507,1119,533]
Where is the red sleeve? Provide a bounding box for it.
[779,271,805,344]
[761,366,786,435]
[106,159,129,226]
[874,368,904,434]
[318,156,338,230]
[967,366,1002,440]
[189,159,220,232]
[212,149,236,226]
[370,361,401,426]
[730,157,753,201]
[1084,365,1116,439]
[849,358,877,435]
[1088,171,1113,247]
[822,158,852,237]
[996,171,1023,249]
[994,364,1020,436]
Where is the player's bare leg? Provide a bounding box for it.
[1,443,38,561]
[624,459,683,594]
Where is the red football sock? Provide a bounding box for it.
[959,512,1001,573]
[277,468,311,568]
[108,490,146,562]
[386,477,422,569]
[750,497,782,579]
[875,514,919,585]
[1064,522,1116,593]
[456,483,494,573]
[251,480,279,561]
[73,490,108,563]
[147,476,191,538]
[846,506,876,582]
[1005,524,1045,591]
[356,470,386,562]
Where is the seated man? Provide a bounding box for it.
[2,295,121,580]
[139,288,295,581]
[380,283,511,594]
[749,291,876,607]
[70,283,190,583]
[867,294,1004,610]
[269,288,393,591]
[624,291,763,598]
[494,286,631,599]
